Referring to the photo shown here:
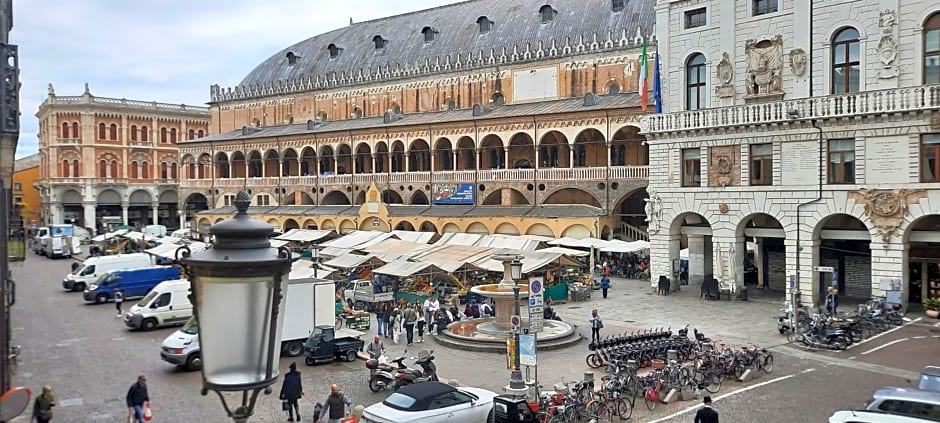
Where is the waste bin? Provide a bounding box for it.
[738,286,748,301]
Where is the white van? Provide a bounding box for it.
[62,253,152,291]
[124,279,192,331]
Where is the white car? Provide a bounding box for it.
[361,382,496,423]
[830,410,938,422]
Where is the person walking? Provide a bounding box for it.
[316,384,352,423]
[826,287,839,316]
[402,304,417,346]
[366,335,385,360]
[114,289,125,317]
[423,295,440,320]
[32,385,56,423]
[381,302,393,339]
[588,309,603,344]
[280,362,304,422]
[694,395,719,423]
[416,307,426,343]
[374,302,386,337]
[125,375,150,423]
[389,305,401,344]
[600,275,611,299]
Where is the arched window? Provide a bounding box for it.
[832,27,861,93]
[686,53,707,110]
[188,163,196,179]
[98,160,107,178]
[160,127,168,143]
[141,161,149,179]
[130,125,138,141]
[539,5,555,23]
[109,124,117,140]
[373,36,387,50]
[170,128,177,143]
[328,44,342,58]
[71,122,79,139]
[925,12,940,84]
[477,16,493,34]
[98,123,106,139]
[421,27,437,43]
[141,126,149,142]
[72,160,80,177]
[197,162,206,179]
[110,160,119,178]
[130,161,139,179]
[171,163,178,179]
[197,130,204,138]
[161,162,169,179]
[61,160,70,177]
[353,107,363,118]
[61,122,69,138]
[188,129,195,140]
[286,51,299,66]
[608,83,621,95]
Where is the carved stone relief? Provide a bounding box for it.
[644,190,663,235]
[878,9,899,79]
[788,48,807,76]
[745,35,783,96]
[708,145,740,187]
[848,188,926,244]
[715,52,734,98]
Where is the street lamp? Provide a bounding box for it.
[491,253,526,394]
[176,190,295,423]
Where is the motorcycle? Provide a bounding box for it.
[366,354,403,393]
[393,350,438,390]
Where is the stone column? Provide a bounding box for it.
[452,152,458,171]
[649,232,681,290]
[121,201,129,226]
[49,202,63,225]
[82,201,97,235]
[569,148,575,168]
[503,146,509,169]
[870,240,908,310]
[755,238,765,288]
[475,149,481,171]
[688,235,707,285]
[151,203,159,225]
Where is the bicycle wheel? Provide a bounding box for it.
[704,371,721,394]
[586,353,601,369]
[762,355,774,374]
[643,387,657,411]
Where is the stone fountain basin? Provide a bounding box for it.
[444,318,575,343]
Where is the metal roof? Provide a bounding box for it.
[199,204,604,218]
[238,0,655,87]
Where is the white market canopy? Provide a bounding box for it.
[472,251,580,274]
[270,239,290,248]
[275,229,334,243]
[547,237,611,249]
[390,230,437,244]
[599,240,650,253]
[144,241,208,259]
[320,230,395,249]
[361,238,432,257]
[538,246,591,257]
[434,233,542,250]
[322,254,387,269]
[372,260,446,277]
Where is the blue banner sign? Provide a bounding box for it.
[433,183,475,205]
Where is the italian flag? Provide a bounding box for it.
[638,38,649,111]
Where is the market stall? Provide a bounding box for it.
[371,260,454,305]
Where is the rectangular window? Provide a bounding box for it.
[828,139,856,184]
[684,8,706,29]
[749,143,773,186]
[682,148,701,187]
[921,134,940,182]
[13,182,21,191]
[223,195,236,206]
[13,196,22,204]
[752,0,778,16]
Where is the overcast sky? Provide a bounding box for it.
[12,0,456,158]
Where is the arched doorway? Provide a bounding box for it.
[543,188,601,208]
[247,151,263,177]
[374,142,388,173]
[610,126,649,166]
[263,149,279,177]
[336,144,352,174]
[613,189,648,239]
[158,190,178,228]
[340,219,356,234]
[319,146,335,173]
[284,219,300,231]
[814,214,872,303]
[355,143,373,174]
[300,147,317,176]
[395,221,416,231]
[455,137,476,171]
[442,222,460,233]
[538,131,569,168]
[382,190,403,204]
[126,189,153,228]
[419,221,438,233]
[390,141,405,172]
[61,189,84,227]
[480,135,504,170]
[507,133,535,169]
[408,139,431,172]
[572,128,607,167]
[494,222,520,236]
[230,151,247,178]
[526,223,555,237]
[482,188,528,206]
[411,190,429,205]
[282,148,298,176]
[321,191,350,205]
[183,193,209,228]
[736,213,786,299]
[466,222,488,234]
[215,152,231,178]
[669,212,714,286]
[434,138,454,171]
[905,215,940,309]
[562,224,591,239]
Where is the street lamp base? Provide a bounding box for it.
[503,384,529,397]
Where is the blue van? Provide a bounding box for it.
[83,266,181,304]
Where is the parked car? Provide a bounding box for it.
[123,279,192,331]
[63,253,153,291]
[82,266,181,304]
[361,381,496,423]
[830,410,938,422]
[864,387,940,421]
[303,325,364,365]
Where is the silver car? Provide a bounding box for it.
[864,387,940,422]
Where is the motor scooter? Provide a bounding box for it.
[366,354,402,392]
[392,350,438,390]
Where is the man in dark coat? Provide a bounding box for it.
[694,396,719,423]
[280,362,304,421]
[125,375,149,423]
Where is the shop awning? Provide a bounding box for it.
[361,238,432,257]
[412,244,495,265]
[474,234,542,251]
[599,240,650,253]
[391,230,437,244]
[538,246,591,257]
[433,233,485,246]
[144,241,208,259]
[547,237,611,249]
[320,230,395,249]
[318,246,354,258]
[473,251,580,274]
[275,229,334,243]
[322,254,387,269]
[372,260,446,277]
[270,239,290,248]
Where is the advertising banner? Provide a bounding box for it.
[519,334,536,366]
[433,183,475,205]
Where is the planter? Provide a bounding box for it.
[926,309,939,319]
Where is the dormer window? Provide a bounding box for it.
[539,5,556,23]
[611,0,625,12]
[421,27,438,43]
[477,16,493,34]
[373,36,387,50]
[286,52,299,66]
[327,43,343,58]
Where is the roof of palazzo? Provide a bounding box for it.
[232,0,655,91]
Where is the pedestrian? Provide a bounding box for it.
[480,301,493,317]
[416,307,426,343]
[366,335,385,360]
[826,286,839,316]
[381,302,393,339]
[390,305,402,344]
[316,384,352,423]
[588,309,603,344]
[280,362,303,422]
[114,288,124,317]
[600,274,610,299]
[374,302,385,337]
[32,385,56,423]
[125,375,150,423]
[402,304,417,346]
[423,295,440,320]
[694,395,719,423]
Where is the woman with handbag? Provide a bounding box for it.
[588,309,603,343]
[32,385,56,423]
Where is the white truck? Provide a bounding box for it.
[38,225,82,258]
[343,279,394,310]
[160,276,344,371]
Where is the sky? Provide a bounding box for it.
[11,0,457,158]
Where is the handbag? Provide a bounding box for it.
[142,403,153,422]
[282,400,290,411]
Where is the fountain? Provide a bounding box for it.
[437,254,581,352]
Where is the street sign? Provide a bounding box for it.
[813,266,835,273]
[519,334,536,366]
[529,306,544,331]
[511,315,521,331]
[528,277,544,307]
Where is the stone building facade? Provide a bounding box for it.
[183,0,659,240]
[35,85,210,233]
[644,0,940,308]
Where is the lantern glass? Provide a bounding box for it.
[510,260,523,280]
[196,273,288,389]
